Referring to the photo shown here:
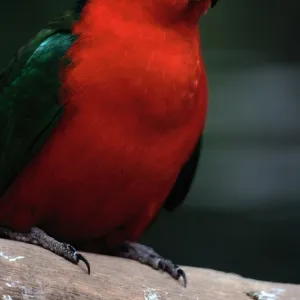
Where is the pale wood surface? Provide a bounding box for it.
[0,238,299,300]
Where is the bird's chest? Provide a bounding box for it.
[61,34,207,188]
[64,28,206,129]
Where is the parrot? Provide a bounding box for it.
[0,0,218,287]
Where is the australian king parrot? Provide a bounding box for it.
[0,0,218,286]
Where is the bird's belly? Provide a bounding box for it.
[0,103,200,244]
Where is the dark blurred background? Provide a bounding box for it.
[1,0,300,283]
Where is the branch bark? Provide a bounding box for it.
[0,238,298,300]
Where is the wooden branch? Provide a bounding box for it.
[0,238,299,300]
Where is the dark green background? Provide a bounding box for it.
[1,1,300,283]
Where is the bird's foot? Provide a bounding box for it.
[0,226,90,274]
[115,241,187,287]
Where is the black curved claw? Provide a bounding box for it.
[64,244,91,274]
[158,260,187,287]
[76,253,91,275]
[177,268,187,288]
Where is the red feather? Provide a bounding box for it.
[0,0,208,249]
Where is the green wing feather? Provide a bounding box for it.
[0,11,76,196]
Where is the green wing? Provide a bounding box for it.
[0,12,76,196]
